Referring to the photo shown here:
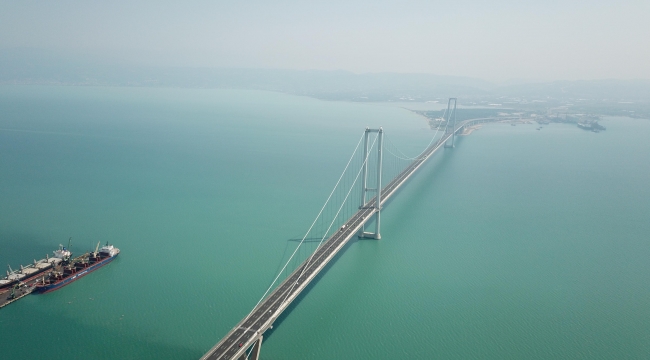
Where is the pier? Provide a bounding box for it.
[0,250,98,308]
[0,272,43,308]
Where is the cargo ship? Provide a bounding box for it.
[0,244,70,291]
[34,242,119,294]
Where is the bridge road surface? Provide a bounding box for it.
[202,124,472,360]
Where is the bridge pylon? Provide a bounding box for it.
[359,127,383,240]
[444,98,458,148]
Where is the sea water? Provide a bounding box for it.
[0,86,648,359]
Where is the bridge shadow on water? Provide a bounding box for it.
[262,234,366,342]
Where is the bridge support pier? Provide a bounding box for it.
[359,127,383,240]
[238,335,262,360]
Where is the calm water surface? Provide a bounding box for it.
[1,86,648,359]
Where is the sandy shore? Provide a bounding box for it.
[459,125,482,136]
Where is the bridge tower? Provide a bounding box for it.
[359,127,383,240]
[444,98,458,148]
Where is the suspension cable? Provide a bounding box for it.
[383,106,450,161]
[252,131,366,308]
[279,132,380,307]
[238,112,459,356]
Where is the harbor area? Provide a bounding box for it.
[1,278,36,308]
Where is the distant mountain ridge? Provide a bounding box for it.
[1,48,649,102]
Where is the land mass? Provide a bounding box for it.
[2,47,649,119]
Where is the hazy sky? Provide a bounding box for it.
[1,0,649,82]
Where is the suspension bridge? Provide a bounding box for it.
[201,99,494,360]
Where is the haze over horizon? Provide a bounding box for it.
[2,0,649,83]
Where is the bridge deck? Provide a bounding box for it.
[202,122,477,360]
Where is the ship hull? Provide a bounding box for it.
[35,254,118,294]
[0,263,56,291]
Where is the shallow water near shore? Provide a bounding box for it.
[1,86,649,359]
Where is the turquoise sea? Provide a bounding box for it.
[1,86,649,359]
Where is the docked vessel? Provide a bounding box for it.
[34,242,120,294]
[0,244,70,290]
